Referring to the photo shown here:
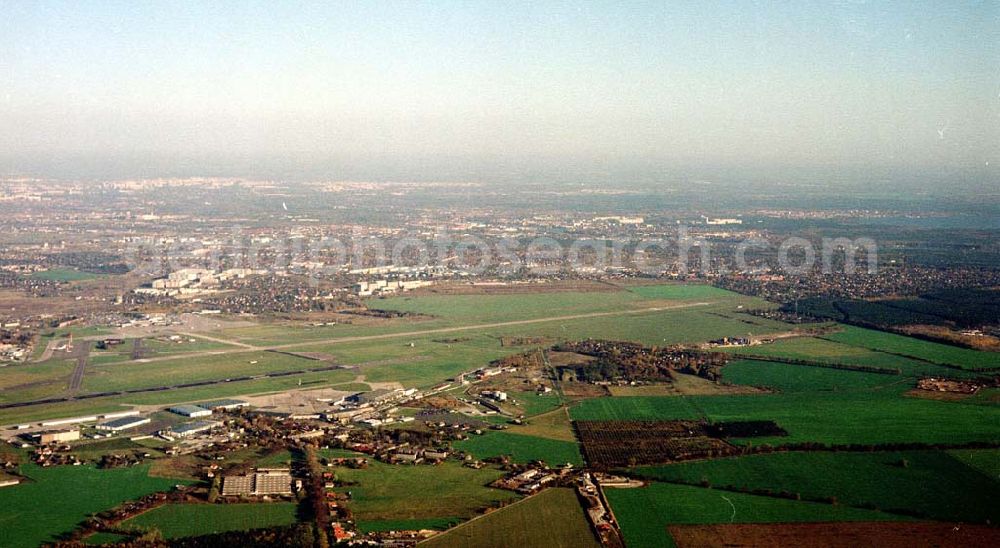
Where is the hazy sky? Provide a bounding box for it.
[1,1,997,179]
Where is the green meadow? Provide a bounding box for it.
[333,460,517,522]
[421,487,600,548]
[454,431,584,467]
[823,325,1000,370]
[569,392,1000,446]
[631,449,1000,523]
[0,463,191,548]
[121,502,299,539]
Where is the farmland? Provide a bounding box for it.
[666,522,1000,548]
[454,431,584,467]
[0,463,191,548]
[331,459,517,521]
[721,359,910,393]
[356,517,462,533]
[631,449,1000,523]
[421,487,600,548]
[605,482,908,548]
[718,336,981,379]
[121,502,300,539]
[569,393,1000,446]
[822,325,1000,370]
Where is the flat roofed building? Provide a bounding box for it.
[168,404,212,418]
[36,429,81,443]
[222,468,293,496]
[221,474,254,496]
[196,399,249,411]
[170,420,220,437]
[96,416,151,432]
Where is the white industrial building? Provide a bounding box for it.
[96,416,151,432]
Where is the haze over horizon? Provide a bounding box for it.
[1,1,997,182]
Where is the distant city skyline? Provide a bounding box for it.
[1,1,997,179]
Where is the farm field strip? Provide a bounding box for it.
[569,394,1000,446]
[821,325,1000,371]
[0,463,193,548]
[120,502,300,539]
[629,449,1000,523]
[606,481,910,548]
[420,487,600,548]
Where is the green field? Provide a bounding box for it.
[509,390,563,417]
[29,268,101,282]
[722,359,911,393]
[947,448,1000,480]
[356,517,462,533]
[333,459,517,521]
[569,393,1000,446]
[121,502,300,539]
[719,336,978,379]
[823,325,1000,370]
[0,463,191,548]
[631,449,1000,523]
[421,487,600,548]
[83,350,324,393]
[606,482,908,548]
[83,532,129,545]
[454,431,584,467]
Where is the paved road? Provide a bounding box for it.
[64,343,91,393]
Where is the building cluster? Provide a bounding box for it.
[353,278,433,297]
[138,268,264,297]
[706,336,756,347]
[221,468,295,497]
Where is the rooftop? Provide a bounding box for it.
[196,399,249,409]
[168,404,212,416]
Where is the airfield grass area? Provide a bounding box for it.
[82,350,325,393]
[121,502,300,539]
[1,284,791,423]
[0,463,191,548]
[454,431,584,466]
[606,482,908,548]
[333,459,517,521]
[421,487,600,548]
[630,449,1000,523]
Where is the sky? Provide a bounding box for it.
[0,1,997,180]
